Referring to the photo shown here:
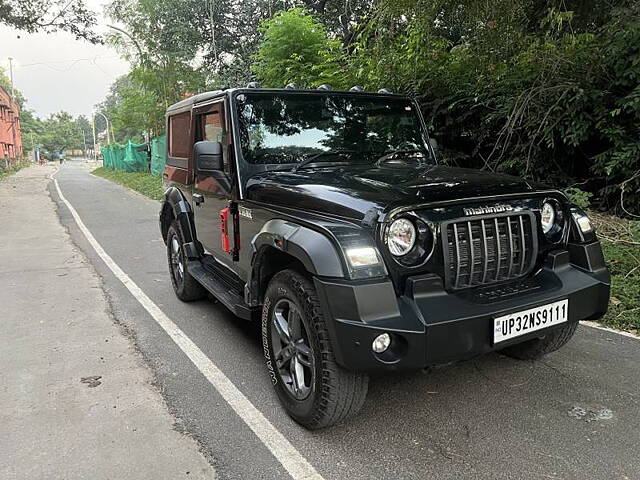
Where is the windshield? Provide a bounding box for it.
[235,92,432,166]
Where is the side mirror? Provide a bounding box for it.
[194,141,223,171]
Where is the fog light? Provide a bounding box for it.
[345,246,380,268]
[372,333,391,353]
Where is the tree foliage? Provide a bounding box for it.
[253,8,345,88]
[0,0,100,42]
[102,0,377,131]
[347,0,640,212]
[36,112,84,152]
[101,0,639,213]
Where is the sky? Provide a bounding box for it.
[0,0,129,119]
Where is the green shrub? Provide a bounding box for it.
[564,188,593,209]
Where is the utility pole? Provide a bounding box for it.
[8,57,14,100]
[81,129,88,162]
[92,116,97,163]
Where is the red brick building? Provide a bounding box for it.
[0,85,22,161]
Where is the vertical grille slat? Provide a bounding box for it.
[506,217,515,278]
[481,220,489,284]
[453,223,461,289]
[518,215,526,275]
[494,218,501,281]
[444,212,536,290]
[467,220,475,286]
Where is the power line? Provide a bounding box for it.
[14,55,121,69]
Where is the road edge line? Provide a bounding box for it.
[51,170,324,480]
[580,321,639,341]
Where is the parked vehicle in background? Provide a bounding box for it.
[159,85,610,429]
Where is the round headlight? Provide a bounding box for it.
[541,202,556,234]
[387,218,416,256]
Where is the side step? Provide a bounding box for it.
[187,260,255,320]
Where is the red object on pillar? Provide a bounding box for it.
[220,207,231,253]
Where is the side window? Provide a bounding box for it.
[168,112,190,158]
[202,112,223,142]
[195,104,230,174]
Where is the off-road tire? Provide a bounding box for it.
[500,321,579,360]
[167,220,206,302]
[262,269,369,429]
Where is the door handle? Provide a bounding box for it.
[193,193,204,206]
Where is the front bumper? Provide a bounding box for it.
[314,241,610,372]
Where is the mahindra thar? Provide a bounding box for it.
[159,85,610,429]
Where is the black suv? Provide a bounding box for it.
[159,86,610,429]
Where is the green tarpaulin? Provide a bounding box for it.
[101,141,148,173]
[150,135,166,177]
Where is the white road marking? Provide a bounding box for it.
[51,170,324,480]
[580,321,639,340]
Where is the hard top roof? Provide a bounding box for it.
[166,87,407,114]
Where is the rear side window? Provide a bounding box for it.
[168,112,191,158]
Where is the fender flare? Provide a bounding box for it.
[246,219,346,305]
[160,187,200,259]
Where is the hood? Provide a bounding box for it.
[245,164,537,220]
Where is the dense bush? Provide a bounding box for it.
[346,1,640,213]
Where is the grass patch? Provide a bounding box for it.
[92,167,164,201]
[0,160,31,180]
[592,213,640,334]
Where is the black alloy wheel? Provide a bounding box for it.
[262,269,369,429]
[271,298,315,400]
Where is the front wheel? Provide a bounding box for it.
[262,269,369,429]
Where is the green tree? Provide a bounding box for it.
[39,112,83,153]
[253,8,345,88]
[0,0,100,42]
[20,109,44,150]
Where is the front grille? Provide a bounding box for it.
[443,212,537,289]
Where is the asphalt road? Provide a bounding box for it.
[51,160,640,480]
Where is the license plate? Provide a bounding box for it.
[494,300,569,344]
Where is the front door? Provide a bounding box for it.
[192,101,237,273]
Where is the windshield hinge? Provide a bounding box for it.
[361,208,382,228]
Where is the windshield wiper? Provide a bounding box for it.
[291,150,356,173]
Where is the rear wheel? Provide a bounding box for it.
[166,220,206,302]
[262,269,369,429]
[500,321,578,360]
